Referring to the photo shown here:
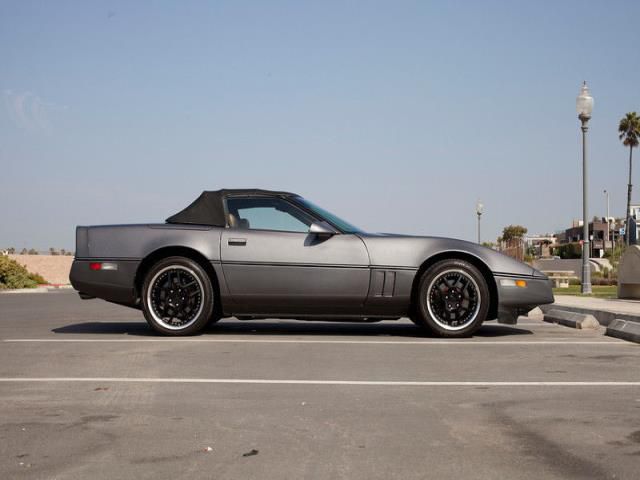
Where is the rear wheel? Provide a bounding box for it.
[141,256,215,336]
[412,259,489,337]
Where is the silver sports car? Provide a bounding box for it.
[70,189,554,337]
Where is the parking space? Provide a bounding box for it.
[1,291,639,479]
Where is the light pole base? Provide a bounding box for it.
[581,250,592,295]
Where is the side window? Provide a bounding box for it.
[226,197,314,233]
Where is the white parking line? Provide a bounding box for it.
[2,338,628,345]
[0,377,638,386]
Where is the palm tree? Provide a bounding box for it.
[619,112,640,244]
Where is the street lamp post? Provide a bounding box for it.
[577,81,593,294]
[476,200,483,244]
[604,189,612,257]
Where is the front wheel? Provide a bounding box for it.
[412,259,489,337]
[141,257,215,336]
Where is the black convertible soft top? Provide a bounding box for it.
[166,189,296,226]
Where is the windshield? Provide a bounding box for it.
[294,197,363,234]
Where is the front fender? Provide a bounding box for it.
[359,234,536,277]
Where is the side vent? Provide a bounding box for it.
[373,270,396,297]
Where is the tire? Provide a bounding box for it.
[141,256,215,336]
[412,259,490,338]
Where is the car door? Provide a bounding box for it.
[220,195,370,315]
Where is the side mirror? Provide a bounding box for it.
[309,221,336,237]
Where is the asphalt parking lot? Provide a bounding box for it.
[1,291,639,479]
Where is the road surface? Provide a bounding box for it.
[1,291,639,479]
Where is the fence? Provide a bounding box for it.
[499,240,524,262]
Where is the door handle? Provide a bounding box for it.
[228,238,247,246]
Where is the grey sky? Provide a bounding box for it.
[1,0,639,250]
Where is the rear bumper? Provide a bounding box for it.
[70,259,140,307]
[494,275,554,324]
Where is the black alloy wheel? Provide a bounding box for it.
[141,257,215,336]
[413,259,489,337]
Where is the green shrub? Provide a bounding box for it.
[555,243,582,259]
[0,256,39,289]
[28,272,47,284]
[604,244,626,268]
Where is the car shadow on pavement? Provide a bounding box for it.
[52,320,533,338]
[206,321,533,338]
[52,322,157,336]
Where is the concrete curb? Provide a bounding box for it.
[606,319,640,344]
[525,307,544,319]
[543,309,600,329]
[0,285,73,294]
[539,303,640,327]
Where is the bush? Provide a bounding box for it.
[0,256,44,289]
[604,244,626,268]
[555,243,582,259]
[28,272,47,284]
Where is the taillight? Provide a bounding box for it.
[89,262,118,271]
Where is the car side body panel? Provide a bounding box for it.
[71,224,223,307]
[220,230,370,314]
[358,234,552,320]
[76,223,222,261]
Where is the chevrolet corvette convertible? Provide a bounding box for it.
[70,189,553,337]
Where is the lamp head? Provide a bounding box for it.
[576,81,593,117]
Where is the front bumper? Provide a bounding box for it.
[494,275,554,324]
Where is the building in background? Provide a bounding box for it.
[553,217,628,258]
[524,234,558,258]
[563,220,609,257]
